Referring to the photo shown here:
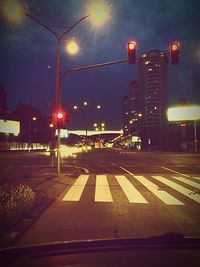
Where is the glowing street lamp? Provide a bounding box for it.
[66,41,79,55]
[86,0,111,29]
[73,105,78,110]
[2,0,24,23]
[83,101,88,106]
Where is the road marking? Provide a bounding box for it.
[113,165,183,205]
[115,175,148,203]
[95,175,113,202]
[172,176,200,190]
[62,175,89,201]
[161,166,190,177]
[119,166,134,175]
[152,176,200,203]
[110,163,134,175]
[134,176,184,205]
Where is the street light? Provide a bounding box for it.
[83,101,88,106]
[3,1,109,173]
[2,0,24,23]
[66,40,80,55]
[86,0,111,28]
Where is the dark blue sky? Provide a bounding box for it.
[0,0,200,129]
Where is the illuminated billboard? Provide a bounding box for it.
[0,119,20,136]
[167,106,200,121]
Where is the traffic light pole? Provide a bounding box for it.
[57,128,61,174]
[59,59,128,107]
[194,120,197,153]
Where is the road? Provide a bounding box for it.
[1,148,200,246]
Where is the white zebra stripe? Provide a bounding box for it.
[95,175,113,202]
[133,176,184,205]
[152,176,200,203]
[62,175,89,201]
[172,176,200,190]
[115,175,148,203]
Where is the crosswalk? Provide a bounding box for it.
[62,174,200,205]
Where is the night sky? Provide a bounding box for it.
[0,0,200,130]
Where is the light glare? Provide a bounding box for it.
[87,0,111,28]
[66,41,79,55]
[2,0,23,22]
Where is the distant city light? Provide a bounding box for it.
[167,106,200,121]
[73,105,78,110]
[83,101,88,106]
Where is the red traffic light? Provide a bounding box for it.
[53,109,70,129]
[128,41,136,64]
[171,43,178,51]
[128,41,136,50]
[170,42,180,65]
[57,112,64,119]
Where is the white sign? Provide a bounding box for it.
[0,119,20,136]
[167,106,200,121]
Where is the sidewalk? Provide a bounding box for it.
[0,164,79,248]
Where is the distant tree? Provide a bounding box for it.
[0,83,7,117]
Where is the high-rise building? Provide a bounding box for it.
[138,49,168,149]
[128,80,140,131]
[123,80,141,135]
[139,50,168,129]
[123,96,130,135]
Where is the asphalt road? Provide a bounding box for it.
[1,148,200,246]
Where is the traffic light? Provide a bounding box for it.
[53,110,70,129]
[128,41,136,64]
[170,42,180,65]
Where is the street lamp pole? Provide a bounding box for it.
[194,120,197,153]
[21,12,90,174]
